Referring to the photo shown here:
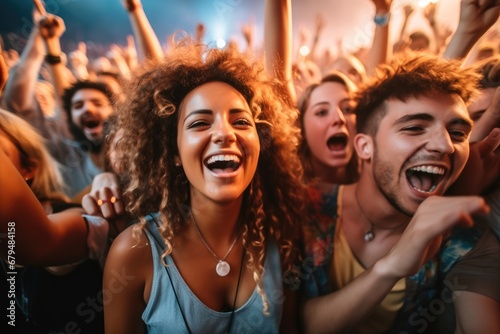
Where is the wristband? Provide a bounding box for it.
[126,2,141,12]
[44,54,62,65]
[374,11,391,27]
[82,214,110,268]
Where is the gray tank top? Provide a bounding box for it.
[142,220,284,333]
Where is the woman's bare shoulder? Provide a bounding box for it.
[105,224,152,276]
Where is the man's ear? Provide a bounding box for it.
[354,133,373,160]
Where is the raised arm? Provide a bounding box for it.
[423,2,443,54]
[392,4,413,55]
[107,44,132,80]
[301,195,489,333]
[68,42,89,80]
[443,0,500,60]
[123,35,139,72]
[241,20,255,59]
[400,4,414,42]
[306,14,325,64]
[38,13,72,104]
[122,0,163,61]
[365,0,392,75]
[264,0,296,104]
[0,9,45,117]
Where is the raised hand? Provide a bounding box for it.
[378,195,489,278]
[423,2,436,24]
[69,42,89,80]
[3,49,19,68]
[456,0,500,36]
[299,26,311,48]
[123,35,138,70]
[36,14,65,40]
[107,44,131,79]
[106,44,124,65]
[69,42,88,67]
[443,0,500,59]
[314,14,325,35]
[403,3,414,18]
[242,21,254,49]
[195,23,205,43]
[121,0,163,60]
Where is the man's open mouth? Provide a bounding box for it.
[82,118,101,129]
[406,165,445,193]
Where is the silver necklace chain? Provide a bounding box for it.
[191,213,239,276]
[354,188,375,242]
[353,188,408,242]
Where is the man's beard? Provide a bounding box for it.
[70,123,103,154]
[372,149,414,217]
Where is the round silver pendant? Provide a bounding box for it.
[364,231,374,242]
[216,261,230,276]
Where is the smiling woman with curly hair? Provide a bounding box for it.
[104,39,307,333]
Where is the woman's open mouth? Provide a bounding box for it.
[205,154,241,174]
[326,133,348,151]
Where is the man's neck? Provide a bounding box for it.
[89,151,104,169]
[346,182,411,230]
[341,183,409,268]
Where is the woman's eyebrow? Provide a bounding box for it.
[183,109,212,123]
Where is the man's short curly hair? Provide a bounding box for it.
[353,54,480,136]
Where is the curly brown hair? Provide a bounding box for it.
[114,40,306,311]
[354,54,480,136]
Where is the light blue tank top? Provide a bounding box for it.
[142,220,284,333]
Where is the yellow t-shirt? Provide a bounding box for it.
[330,188,406,334]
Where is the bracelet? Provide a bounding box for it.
[44,54,62,65]
[126,2,141,12]
[374,11,391,27]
